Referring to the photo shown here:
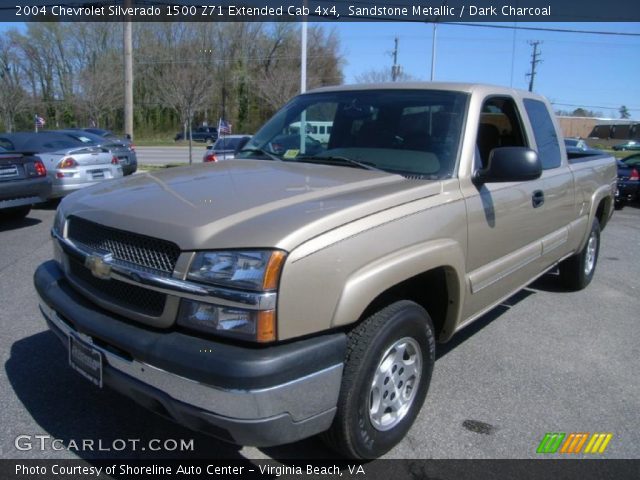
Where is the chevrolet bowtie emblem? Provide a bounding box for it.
[85,253,113,280]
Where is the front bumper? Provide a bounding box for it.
[34,261,346,446]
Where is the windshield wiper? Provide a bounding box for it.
[238,148,282,162]
[295,155,383,172]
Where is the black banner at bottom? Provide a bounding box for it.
[2,459,639,480]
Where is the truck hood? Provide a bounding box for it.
[62,160,442,251]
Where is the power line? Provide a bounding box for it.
[552,102,640,112]
[443,22,640,37]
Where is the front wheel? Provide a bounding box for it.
[559,217,600,290]
[322,300,436,459]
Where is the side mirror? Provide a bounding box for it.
[474,147,542,183]
[234,136,251,154]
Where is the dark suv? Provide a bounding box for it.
[174,126,218,143]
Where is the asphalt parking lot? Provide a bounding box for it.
[1,198,638,461]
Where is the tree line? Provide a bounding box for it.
[0,22,343,138]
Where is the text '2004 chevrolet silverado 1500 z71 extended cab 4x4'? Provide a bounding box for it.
[35,83,616,459]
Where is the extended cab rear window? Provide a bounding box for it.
[523,98,562,170]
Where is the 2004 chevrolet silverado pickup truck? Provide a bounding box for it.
[35,83,616,459]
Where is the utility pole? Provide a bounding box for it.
[391,36,401,81]
[123,0,133,140]
[430,24,437,81]
[526,41,542,92]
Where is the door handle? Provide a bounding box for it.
[532,190,545,208]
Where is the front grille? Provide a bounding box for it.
[69,258,167,317]
[67,216,180,274]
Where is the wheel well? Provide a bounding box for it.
[359,267,452,340]
[595,198,608,229]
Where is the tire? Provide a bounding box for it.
[614,201,624,211]
[322,300,436,459]
[559,217,600,291]
[1,205,31,220]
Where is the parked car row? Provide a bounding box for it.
[0,129,135,220]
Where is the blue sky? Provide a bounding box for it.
[331,22,640,119]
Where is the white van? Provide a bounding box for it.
[289,121,333,144]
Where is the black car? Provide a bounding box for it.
[0,150,52,220]
[175,126,218,143]
[615,153,640,209]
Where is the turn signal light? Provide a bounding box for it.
[256,310,276,343]
[58,157,77,169]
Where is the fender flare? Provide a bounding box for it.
[330,239,466,341]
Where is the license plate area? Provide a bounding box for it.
[88,169,105,179]
[0,165,19,179]
[68,334,103,388]
[117,156,129,165]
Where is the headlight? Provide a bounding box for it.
[53,206,66,236]
[177,300,275,343]
[187,250,286,291]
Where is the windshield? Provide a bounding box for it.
[0,133,88,152]
[237,89,468,178]
[622,155,640,166]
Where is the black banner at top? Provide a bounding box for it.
[2,0,640,22]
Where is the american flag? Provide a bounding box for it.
[218,118,232,135]
[34,115,45,127]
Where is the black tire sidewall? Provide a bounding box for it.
[345,303,435,458]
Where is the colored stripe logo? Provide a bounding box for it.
[537,432,612,454]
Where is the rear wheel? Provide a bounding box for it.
[0,205,31,220]
[559,217,600,290]
[322,300,436,459]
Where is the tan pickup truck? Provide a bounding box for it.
[35,83,616,459]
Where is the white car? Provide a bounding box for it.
[203,135,252,162]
